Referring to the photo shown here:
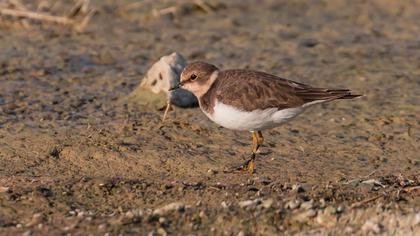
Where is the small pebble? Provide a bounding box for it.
[291,209,317,223]
[300,200,314,210]
[286,199,301,210]
[125,211,134,219]
[77,211,85,218]
[98,224,107,231]
[237,230,246,236]
[153,202,184,215]
[292,184,305,193]
[22,230,32,236]
[0,186,10,193]
[159,217,167,224]
[316,207,337,228]
[239,198,262,209]
[25,213,43,227]
[147,231,158,236]
[319,198,326,208]
[344,226,354,234]
[361,220,382,234]
[300,38,319,47]
[261,198,273,209]
[132,208,144,217]
[306,209,317,218]
[207,169,218,175]
[157,228,167,236]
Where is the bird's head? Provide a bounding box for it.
[170,61,219,97]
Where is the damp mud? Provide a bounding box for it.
[0,0,419,235]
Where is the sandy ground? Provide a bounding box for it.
[0,0,419,235]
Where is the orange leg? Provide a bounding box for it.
[256,131,264,152]
[242,131,264,174]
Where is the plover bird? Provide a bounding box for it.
[170,62,361,173]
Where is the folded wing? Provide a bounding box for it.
[216,70,361,111]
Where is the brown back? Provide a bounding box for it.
[200,69,360,113]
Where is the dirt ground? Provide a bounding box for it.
[0,0,419,235]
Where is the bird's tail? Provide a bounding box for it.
[297,88,362,103]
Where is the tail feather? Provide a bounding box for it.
[297,88,362,103]
[339,93,362,99]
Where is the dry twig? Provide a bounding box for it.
[351,183,419,209]
[68,0,90,18]
[402,185,420,193]
[152,6,177,17]
[194,0,213,13]
[0,8,75,25]
[343,170,377,185]
[0,0,95,32]
[350,195,383,209]
[151,0,215,18]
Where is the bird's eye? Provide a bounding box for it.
[190,74,197,81]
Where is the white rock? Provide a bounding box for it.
[139,52,197,107]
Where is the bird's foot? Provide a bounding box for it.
[226,154,256,174]
[242,157,256,174]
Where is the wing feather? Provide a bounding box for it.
[205,69,360,112]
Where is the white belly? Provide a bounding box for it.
[202,100,304,131]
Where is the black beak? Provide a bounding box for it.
[169,81,184,91]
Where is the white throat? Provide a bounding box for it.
[191,70,219,98]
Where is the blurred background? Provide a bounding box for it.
[0,0,419,235]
